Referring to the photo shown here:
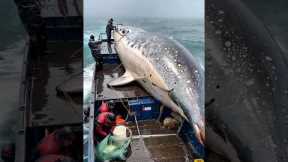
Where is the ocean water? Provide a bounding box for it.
[83,17,204,104]
[0,0,27,153]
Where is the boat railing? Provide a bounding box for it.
[86,63,97,162]
[115,23,123,31]
[98,33,106,41]
[15,36,30,162]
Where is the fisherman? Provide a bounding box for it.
[88,34,100,55]
[106,18,115,43]
[37,127,75,156]
[1,143,15,162]
[97,101,110,114]
[88,34,103,70]
[115,115,126,126]
[95,112,116,141]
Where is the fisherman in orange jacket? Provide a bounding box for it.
[115,115,126,126]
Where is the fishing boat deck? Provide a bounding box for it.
[95,64,149,101]
[99,41,117,54]
[90,39,200,162]
[28,42,82,127]
[126,120,193,162]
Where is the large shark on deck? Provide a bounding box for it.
[108,26,205,144]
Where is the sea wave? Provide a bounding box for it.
[0,38,28,147]
[83,63,96,105]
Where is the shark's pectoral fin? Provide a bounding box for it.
[108,71,137,87]
[141,78,188,120]
[151,82,173,93]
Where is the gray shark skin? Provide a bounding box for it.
[110,26,205,144]
[206,0,288,161]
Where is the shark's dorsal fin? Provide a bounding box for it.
[108,71,136,87]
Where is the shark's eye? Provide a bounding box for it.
[122,30,125,34]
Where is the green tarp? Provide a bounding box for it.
[95,134,131,161]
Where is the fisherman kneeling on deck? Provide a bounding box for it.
[35,128,77,162]
[95,101,127,141]
[1,143,15,162]
[94,101,116,141]
[95,112,116,141]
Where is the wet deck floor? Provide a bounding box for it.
[30,42,82,126]
[126,120,193,162]
[95,64,149,101]
[99,41,117,54]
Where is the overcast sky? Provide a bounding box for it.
[85,0,204,18]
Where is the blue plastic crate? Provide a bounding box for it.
[128,97,160,121]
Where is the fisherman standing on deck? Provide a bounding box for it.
[106,18,115,43]
[88,34,98,54]
[88,34,103,70]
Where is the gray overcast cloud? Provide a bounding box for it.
[85,0,204,18]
